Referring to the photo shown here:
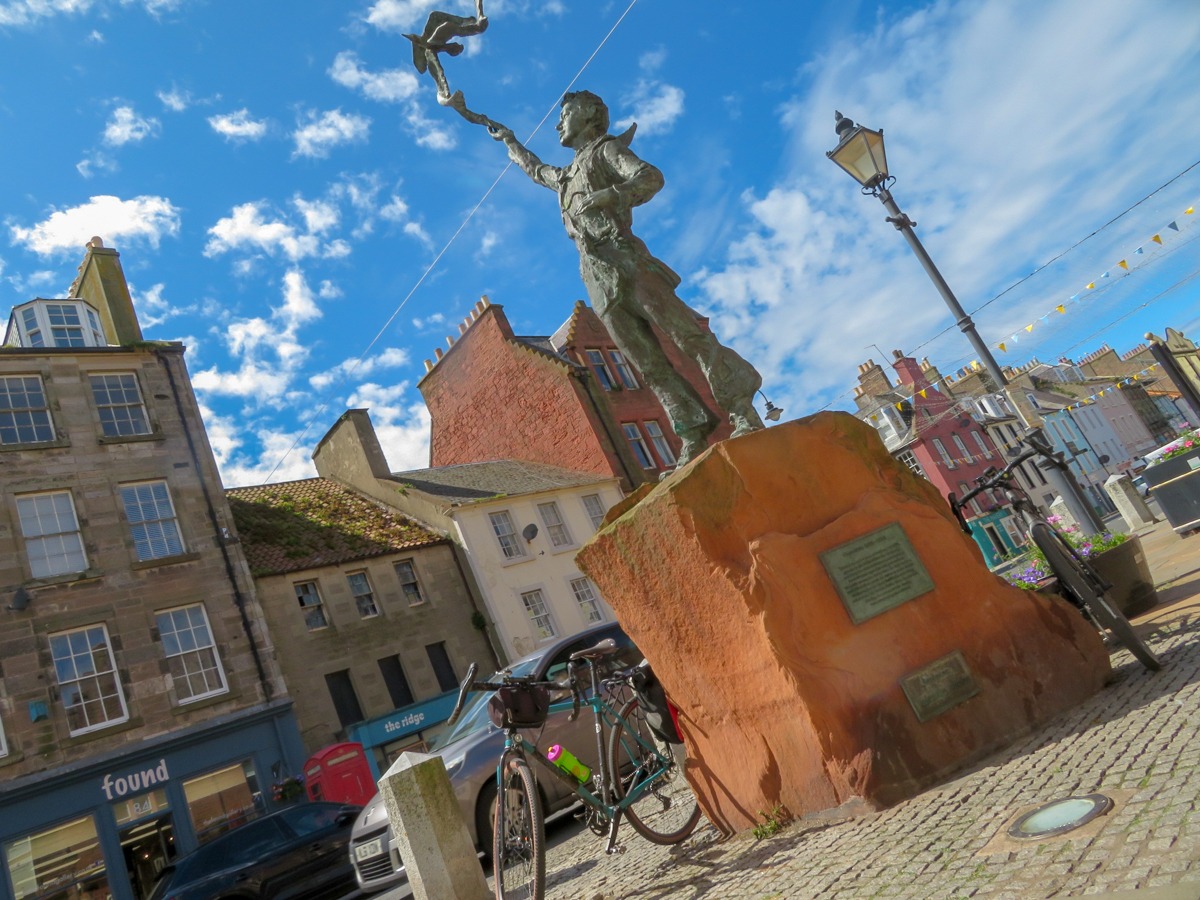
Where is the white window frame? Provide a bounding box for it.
[295,581,329,630]
[489,510,526,560]
[643,420,677,466]
[120,480,185,562]
[156,604,229,704]
[569,576,605,625]
[896,449,925,477]
[585,349,616,390]
[17,490,88,578]
[89,372,151,437]
[581,493,607,531]
[394,559,425,606]
[49,623,129,736]
[932,438,956,469]
[970,431,993,460]
[608,349,638,389]
[536,501,574,548]
[347,571,380,618]
[622,423,655,469]
[952,434,973,464]
[520,588,557,640]
[0,374,55,445]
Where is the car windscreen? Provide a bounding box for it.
[427,658,540,751]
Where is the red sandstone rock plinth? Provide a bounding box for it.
[577,412,1110,835]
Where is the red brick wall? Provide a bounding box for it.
[419,305,631,481]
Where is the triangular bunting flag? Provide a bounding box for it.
[1169,221,1180,231]
[998,342,1007,352]
[1187,206,1195,214]
[1101,271,1110,279]
[1086,282,1095,289]
[1056,304,1065,314]
[1152,234,1163,244]
[1025,324,1034,332]
[919,389,927,398]
[1135,247,1144,255]
[1118,260,1128,270]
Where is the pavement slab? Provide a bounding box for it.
[541,517,1200,898]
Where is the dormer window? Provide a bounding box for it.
[6,300,107,349]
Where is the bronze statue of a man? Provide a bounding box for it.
[489,91,764,465]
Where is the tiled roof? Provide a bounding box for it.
[226,478,443,576]
[391,459,612,504]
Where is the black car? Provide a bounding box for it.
[149,802,361,900]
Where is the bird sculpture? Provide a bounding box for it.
[404,0,488,104]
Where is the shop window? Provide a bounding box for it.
[156,604,228,703]
[0,375,55,445]
[49,623,129,735]
[183,760,263,844]
[16,490,87,579]
[89,372,151,437]
[3,815,109,900]
[121,480,185,561]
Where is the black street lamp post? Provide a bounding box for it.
[827,111,1104,534]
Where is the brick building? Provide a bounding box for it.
[417,297,736,489]
[0,240,300,900]
[854,352,1017,565]
[226,477,497,775]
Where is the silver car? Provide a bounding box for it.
[348,622,642,894]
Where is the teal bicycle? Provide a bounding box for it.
[447,638,702,900]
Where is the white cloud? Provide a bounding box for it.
[615,81,684,137]
[292,108,370,159]
[87,28,102,41]
[75,152,117,179]
[404,103,455,151]
[279,269,321,325]
[411,312,445,329]
[362,0,437,32]
[345,385,431,471]
[293,197,339,235]
[0,0,94,26]
[10,195,181,256]
[208,108,268,141]
[329,50,419,103]
[308,347,411,390]
[205,202,319,261]
[157,87,190,111]
[103,105,160,146]
[128,281,188,329]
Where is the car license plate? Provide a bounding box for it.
[354,838,384,862]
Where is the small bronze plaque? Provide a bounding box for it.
[900,650,980,722]
[819,522,934,625]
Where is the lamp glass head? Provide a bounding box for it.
[828,122,888,189]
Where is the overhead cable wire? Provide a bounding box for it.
[260,0,641,484]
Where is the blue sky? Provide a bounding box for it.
[2,0,1198,487]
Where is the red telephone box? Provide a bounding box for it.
[303,742,377,807]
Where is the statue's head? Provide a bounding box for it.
[558,91,609,147]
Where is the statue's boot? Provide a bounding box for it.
[728,403,765,438]
[675,420,716,468]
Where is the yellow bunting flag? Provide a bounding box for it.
[1025,324,1035,332]
[1056,304,1065,314]
[1152,234,1163,244]
[1086,282,1095,289]
[1187,207,1195,214]
[919,389,927,398]
[1118,260,1128,270]
[998,342,1007,352]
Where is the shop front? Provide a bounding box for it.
[346,691,458,781]
[0,701,304,900]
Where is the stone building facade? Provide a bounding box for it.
[226,477,497,774]
[0,240,300,900]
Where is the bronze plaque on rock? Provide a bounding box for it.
[819,522,935,624]
[900,650,980,722]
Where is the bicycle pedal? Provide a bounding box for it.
[605,844,627,856]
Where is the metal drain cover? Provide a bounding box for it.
[1007,794,1113,839]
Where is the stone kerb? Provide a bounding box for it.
[379,752,489,900]
[576,411,1111,835]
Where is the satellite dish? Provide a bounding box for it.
[521,523,539,542]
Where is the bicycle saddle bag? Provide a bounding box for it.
[488,683,551,729]
[630,661,683,745]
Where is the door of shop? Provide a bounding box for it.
[118,815,175,899]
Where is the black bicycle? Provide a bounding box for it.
[949,441,1161,672]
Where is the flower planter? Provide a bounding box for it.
[1088,534,1158,617]
[1143,446,1200,535]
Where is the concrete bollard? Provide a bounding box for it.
[378,751,490,900]
[1105,473,1157,530]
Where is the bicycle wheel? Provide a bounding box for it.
[607,697,702,845]
[492,753,545,900]
[1031,524,1161,672]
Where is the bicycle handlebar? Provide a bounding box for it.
[446,662,478,725]
[946,441,1044,534]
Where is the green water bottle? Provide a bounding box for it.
[547,744,590,783]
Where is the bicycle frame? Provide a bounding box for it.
[495,669,671,855]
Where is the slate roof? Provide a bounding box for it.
[391,459,612,505]
[226,478,443,576]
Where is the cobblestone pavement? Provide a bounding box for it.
[541,520,1200,899]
